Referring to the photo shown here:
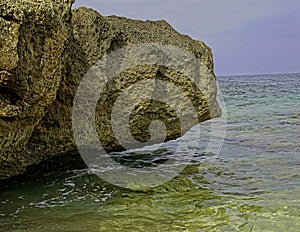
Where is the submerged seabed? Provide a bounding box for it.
[1,73,299,231]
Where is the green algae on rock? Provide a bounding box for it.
[0,2,221,179]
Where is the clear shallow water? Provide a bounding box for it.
[1,73,300,231]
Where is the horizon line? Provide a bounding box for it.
[216,72,300,77]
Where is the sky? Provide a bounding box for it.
[73,0,300,76]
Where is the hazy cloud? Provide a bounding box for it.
[73,0,300,75]
[74,0,283,35]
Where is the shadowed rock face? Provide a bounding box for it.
[0,0,74,178]
[0,2,221,179]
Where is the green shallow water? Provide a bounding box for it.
[1,73,300,231]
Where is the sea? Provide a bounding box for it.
[0,73,299,231]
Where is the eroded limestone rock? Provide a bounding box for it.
[0,0,74,178]
[0,3,221,179]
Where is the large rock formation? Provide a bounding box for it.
[0,1,221,179]
[0,0,74,179]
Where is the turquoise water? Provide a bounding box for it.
[1,73,300,231]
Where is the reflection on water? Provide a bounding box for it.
[0,161,261,231]
[1,73,300,231]
[2,152,300,231]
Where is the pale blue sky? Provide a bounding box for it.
[73,0,300,76]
